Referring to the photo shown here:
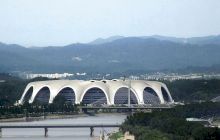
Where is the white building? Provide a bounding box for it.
[18,79,174,105]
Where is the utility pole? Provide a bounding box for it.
[128,78,131,107]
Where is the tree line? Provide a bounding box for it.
[164,79,220,102]
[121,102,220,140]
[0,103,79,119]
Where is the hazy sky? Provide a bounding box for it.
[0,0,220,46]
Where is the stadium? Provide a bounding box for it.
[18,79,174,105]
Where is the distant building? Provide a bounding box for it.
[211,96,220,102]
[25,73,74,79]
[186,118,213,126]
[18,79,174,105]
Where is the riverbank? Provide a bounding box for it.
[0,114,87,122]
[0,112,128,123]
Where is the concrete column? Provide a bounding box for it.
[101,129,105,140]
[0,128,2,137]
[79,108,83,113]
[90,127,94,137]
[44,127,48,137]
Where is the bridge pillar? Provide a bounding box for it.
[101,129,105,140]
[44,127,48,137]
[90,127,94,137]
[79,108,83,113]
[0,128,2,137]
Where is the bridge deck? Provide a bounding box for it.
[0,124,120,128]
[79,106,172,109]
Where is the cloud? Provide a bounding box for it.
[72,56,82,61]
[108,60,120,63]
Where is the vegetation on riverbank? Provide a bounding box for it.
[164,79,220,102]
[120,102,220,140]
[109,131,124,140]
[0,103,79,119]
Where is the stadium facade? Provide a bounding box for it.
[18,79,174,105]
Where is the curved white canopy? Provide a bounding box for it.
[18,79,174,105]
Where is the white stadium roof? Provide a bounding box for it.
[18,79,174,105]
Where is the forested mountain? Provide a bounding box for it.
[0,36,220,73]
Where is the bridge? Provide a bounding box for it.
[79,106,172,109]
[78,105,172,113]
[0,124,120,137]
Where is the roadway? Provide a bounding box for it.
[78,105,172,109]
[0,124,120,128]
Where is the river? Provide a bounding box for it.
[0,114,127,140]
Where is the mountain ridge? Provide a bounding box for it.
[1,36,220,73]
[88,35,220,46]
[1,34,220,48]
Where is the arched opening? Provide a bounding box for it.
[143,87,160,104]
[23,87,33,104]
[53,87,75,104]
[114,87,138,104]
[82,88,107,105]
[33,87,50,104]
[161,87,171,102]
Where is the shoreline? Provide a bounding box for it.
[0,113,86,123]
[0,112,128,123]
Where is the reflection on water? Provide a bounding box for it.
[0,114,127,140]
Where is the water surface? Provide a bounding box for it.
[0,114,127,140]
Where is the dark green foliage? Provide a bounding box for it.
[0,73,27,106]
[164,79,220,102]
[171,102,220,118]
[53,94,67,105]
[120,125,171,140]
[121,102,220,140]
[109,131,124,140]
[0,103,79,119]
[0,74,55,106]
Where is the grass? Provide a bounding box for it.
[109,131,124,140]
